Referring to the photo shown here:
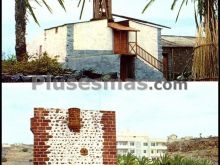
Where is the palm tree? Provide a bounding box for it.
[181,157,198,165]
[15,0,27,62]
[142,0,218,80]
[15,0,65,62]
[118,153,138,165]
[170,155,184,165]
[160,154,171,165]
[137,156,152,165]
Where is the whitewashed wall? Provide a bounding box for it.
[129,21,160,59]
[27,26,67,62]
[44,26,67,62]
[73,19,113,50]
[27,33,45,58]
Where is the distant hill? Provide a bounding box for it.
[167,137,218,164]
[2,144,33,165]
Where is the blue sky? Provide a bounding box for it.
[2,82,218,144]
[2,0,197,55]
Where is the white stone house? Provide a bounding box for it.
[117,131,167,159]
[27,15,169,81]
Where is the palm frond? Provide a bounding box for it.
[25,0,40,25]
[194,1,199,29]
[79,0,86,19]
[142,0,156,14]
[42,0,53,13]
[175,0,186,22]
[171,0,179,10]
[57,0,66,11]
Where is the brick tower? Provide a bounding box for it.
[31,107,117,165]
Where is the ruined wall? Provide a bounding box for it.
[31,108,117,165]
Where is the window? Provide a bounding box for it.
[130,142,134,146]
[118,141,128,146]
[143,150,146,153]
[151,142,155,146]
[151,150,154,154]
[143,142,148,146]
[130,150,135,153]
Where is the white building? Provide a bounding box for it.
[117,131,167,159]
[2,143,11,148]
[27,14,169,81]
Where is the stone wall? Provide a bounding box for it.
[163,47,193,80]
[67,54,164,81]
[31,107,117,165]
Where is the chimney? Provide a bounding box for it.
[68,108,81,132]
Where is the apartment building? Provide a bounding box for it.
[117,132,167,159]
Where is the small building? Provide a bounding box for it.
[161,35,196,80]
[27,14,169,81]
[117,131,167,159]
[2,143,11,148]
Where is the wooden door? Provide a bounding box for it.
[120,56,135,81]
[162,53,169,80]
[114,30,128,54]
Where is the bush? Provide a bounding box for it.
[22,148,28,152]
[2,52,64,75]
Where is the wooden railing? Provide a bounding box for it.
[128,42,163,72]
[114,42,163,72]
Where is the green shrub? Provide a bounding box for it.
[22,148,28,152]
[2,52,64,75]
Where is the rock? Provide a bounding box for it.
[82,69,102,79]
[101,72,118,81]
[11,73,24,82]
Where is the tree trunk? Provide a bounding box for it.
[15,0,27,62]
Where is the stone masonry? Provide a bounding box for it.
[31,107,117,165]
